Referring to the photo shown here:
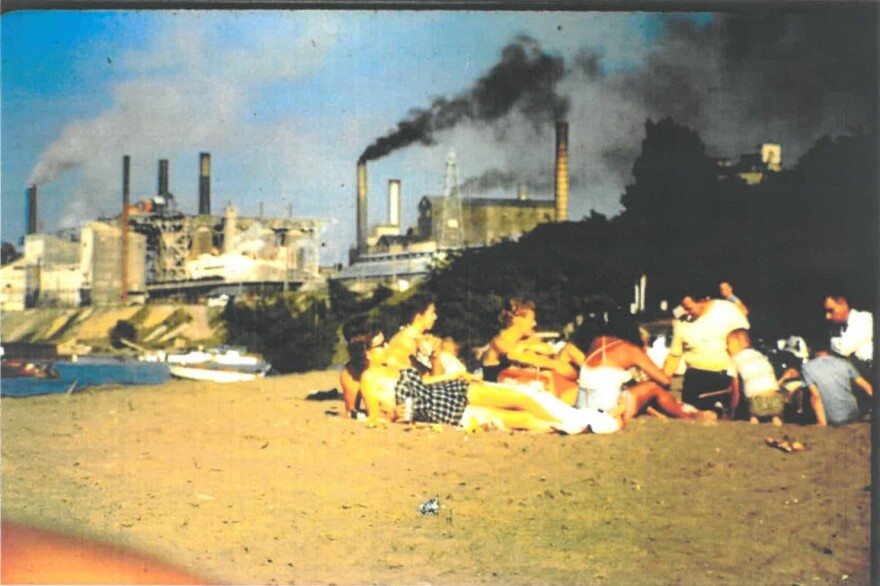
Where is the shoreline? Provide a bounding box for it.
[1,370,871,585]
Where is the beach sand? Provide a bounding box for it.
[1,371,871,585]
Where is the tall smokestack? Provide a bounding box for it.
[121,155,130,304]
[25,185,38,235]
[388,179,401,227]
[158,159,169,196]
[554,121,569,222]
[199,152,211,215]
[356,162,367,253]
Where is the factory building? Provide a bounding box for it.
[7,153,326,309]
[717,143,782,185]
[80,221,148,306]
[417,194,555,248]
[336,121,570,291]
[1,261,29,312]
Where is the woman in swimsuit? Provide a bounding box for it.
[562,305,717,423]
[353,321,620,434]
[480,299,579,397]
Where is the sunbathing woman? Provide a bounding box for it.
[480,299,579,398]
[354,320,621,434]
[562,305,716,423]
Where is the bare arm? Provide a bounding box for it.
[629,346,672,387]
[854,376,873,397]
[663,353,682,377]
[729,376,740,419]
[776,367,800,387]
[496,333,570,373]
[339,367,361,416]
[663,325,684,376]
[809,385,827,426]
[558,343,586,367]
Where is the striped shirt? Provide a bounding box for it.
[730,348,777,398]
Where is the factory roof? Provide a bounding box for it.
[335,254,434,281]
[419,195,554,209]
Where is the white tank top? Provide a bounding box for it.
[577,338,631,412]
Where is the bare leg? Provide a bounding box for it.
[467,381,596,434]
[628,381,716,420]
[467,381,566,419]
[463,406,557,433]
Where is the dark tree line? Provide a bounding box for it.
[421,118,877,356]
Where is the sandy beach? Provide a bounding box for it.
[1,371,871,585]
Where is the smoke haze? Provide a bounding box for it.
[359,35,569,164]
[377,12,875,220]
[24,10,875,236]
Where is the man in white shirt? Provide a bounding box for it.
[664,295,750,416]
[824,294,873,380]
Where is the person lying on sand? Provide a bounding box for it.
[354,321,621,434]
[560,303,717,424]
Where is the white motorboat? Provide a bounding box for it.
[169,361,271,383]
[165,345,262,367]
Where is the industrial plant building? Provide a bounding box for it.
[716,143,782,185]
[334,130,784,292]
[336,121,571,291]
[1,153,326,312]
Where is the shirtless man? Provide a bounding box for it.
[357,322,620,434]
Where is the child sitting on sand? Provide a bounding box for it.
[726,328,792,426]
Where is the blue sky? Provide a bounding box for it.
[2,9,868,265]
[1,10,676,263]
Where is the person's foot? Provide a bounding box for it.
[771,416,783,427]
[697,410,718,421]
[750,416,759,425]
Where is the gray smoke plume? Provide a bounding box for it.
[451,11,874,217]
[359,35,569,164]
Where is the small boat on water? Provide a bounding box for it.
[169,361,272,383]
[1,358,61,380]
[153,345,263,367]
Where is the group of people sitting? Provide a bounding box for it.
[338,283,873,434]
[665,283,873,428]
[339,294,716,435]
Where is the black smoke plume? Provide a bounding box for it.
[359,36,568,164]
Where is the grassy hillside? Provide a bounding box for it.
[1,305,226,355]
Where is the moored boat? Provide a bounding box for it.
[169,361,271,383]
[1,358,61,380]
[164,345,262,367]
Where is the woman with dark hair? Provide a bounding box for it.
[339,315,376,418]
[340,314,418,417]
[561,304,717,423]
